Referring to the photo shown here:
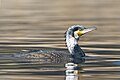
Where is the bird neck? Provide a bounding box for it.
[66,36,79,54]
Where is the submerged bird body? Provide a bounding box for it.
[13,49,70,64]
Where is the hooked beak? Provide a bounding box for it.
[81,26,96,34]
[77,26,97,36]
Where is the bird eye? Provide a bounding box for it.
[78,28,82,31]
[79,27,86,31]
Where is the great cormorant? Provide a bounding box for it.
[12,25,96,64]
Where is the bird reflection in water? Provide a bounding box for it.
[65,69,80,80]
[65,59,84,80]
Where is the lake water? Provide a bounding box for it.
[0,0,120,80]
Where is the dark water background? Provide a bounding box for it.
[0,0,120,80]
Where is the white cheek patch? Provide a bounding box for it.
[74,31,79,39]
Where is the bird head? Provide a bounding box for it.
[66,25,96,40]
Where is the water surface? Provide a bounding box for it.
[0,0,120,80]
